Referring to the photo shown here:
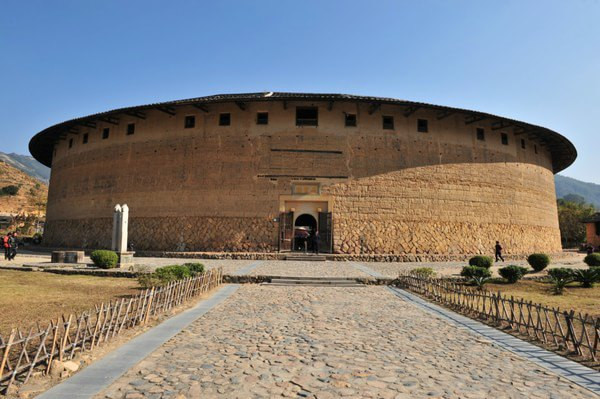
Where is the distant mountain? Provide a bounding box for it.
[0,152,50,183]
[555,174,600,209]
[0,160,47,216]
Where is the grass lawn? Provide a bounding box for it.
[486,279,600,319]
[0,270,140,337]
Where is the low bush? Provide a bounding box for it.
[183,263,205,275]
[155,265,192,283]
[137,273,161,289]
[572,268,600,288]
[90,250,119,269]
[461,266,492,289]
[468,256,493,269]
[461,266,492,279]
[547,268,575,295]
[584,253,600,267]
[527,253,550,272]
[139,263,206,287]
[409,267,435,278]
[0,185,19,196]
[498,265,528,284]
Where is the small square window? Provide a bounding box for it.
[521,139,526,149]
[219,113,231,126]
[127,123,135,135]
[83,133,89,144]
[417,119,428,133]
[501,133,508,145]
[345,113,357,127]
[382,116,394,130]
[476,128,485,141]
[102,128,110,139]
[534,145,538,154]
[184,115,195,129]
[296,107,318,126]
[256,112,269,125]
[69,138,73,148]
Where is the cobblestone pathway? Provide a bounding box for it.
[249,261,369,278]
[98,286,594,399]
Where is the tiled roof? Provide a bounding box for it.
[583,213,600,223]
[29,92,577,172]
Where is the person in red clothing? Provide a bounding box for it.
[8,232,17,260]
[3,232,12,260]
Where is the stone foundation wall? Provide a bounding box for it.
[44,216,278,252]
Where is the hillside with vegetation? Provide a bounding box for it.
[0,151,50,183]
[0,160,47,216]
[555,174,600,209]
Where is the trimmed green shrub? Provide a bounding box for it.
[146,263,207,286]
[90,250,118,269]
[572,268,600,288]
[468,256,493,269]
[138,273,161,289]
[461,266,492,289]
[155,265,192,283]
[409,267,435,278]
[183,263,205,275]
[584,253,600,267]
[498,265,529,283]
[0,185,19,196]
[547,268,575,295]
[461,266,492,279]
[527,253,550,272]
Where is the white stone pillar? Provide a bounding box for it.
[119,204,129,253]
[112,204,122,251]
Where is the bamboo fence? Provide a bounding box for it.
[396,275,600,365]
[0,267,223,394]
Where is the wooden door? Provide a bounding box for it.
[318,212,333,253]
[279,212,294,251]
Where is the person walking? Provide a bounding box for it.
[2,232,11,260]
[312,230,320,255]
[495,241,504,262]
[8,232,18,261]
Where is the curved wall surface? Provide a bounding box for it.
[34,94,570,255]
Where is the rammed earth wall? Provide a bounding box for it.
[41,99,563,255]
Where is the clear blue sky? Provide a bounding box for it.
[1,0,599,183]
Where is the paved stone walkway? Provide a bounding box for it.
[9,250,588,279]
[249,261,370,278]
[97,285,595,398]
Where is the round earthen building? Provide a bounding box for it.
[29,92,576,257]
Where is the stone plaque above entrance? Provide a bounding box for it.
[292,183,320,195]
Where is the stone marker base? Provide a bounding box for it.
[117,252,135,268]
[51,251,85,264]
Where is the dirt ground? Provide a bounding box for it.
[486,279,600,319]
[0,270,140,337]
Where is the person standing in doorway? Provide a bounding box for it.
[495,241,504,262]
[313,230,320,255]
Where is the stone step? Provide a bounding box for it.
[264,282,365,287]
[270,276,358,281]
[263,277,365,287]
[284,254,327,261]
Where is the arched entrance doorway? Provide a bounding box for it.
[294,214,317,252]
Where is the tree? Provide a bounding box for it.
[557,198,595,248]
[562,193,586,204]
[0,185,19,196]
